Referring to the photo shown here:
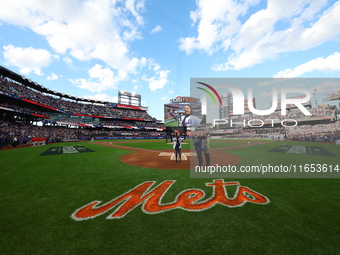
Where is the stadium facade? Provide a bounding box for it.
[0,65,165,145]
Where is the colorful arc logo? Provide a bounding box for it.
[196,82,222,106]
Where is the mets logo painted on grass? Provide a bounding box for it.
[40,146,95,156]
[71,179,270,220]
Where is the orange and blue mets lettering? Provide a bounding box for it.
[71,179,269,220]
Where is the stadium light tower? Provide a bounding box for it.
[118,91,141,106]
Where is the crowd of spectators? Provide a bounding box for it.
[286,121,340,141]
[40,116,165,129]
[239,121,340,140]
[325,90,340,100]
[242,127,286,135]
[0,119,166,149]
[228,105,335,122]
[1,76,166,131]
[0,76,156,121]
[42,116,164,129]
[0,101,47,117]
[287,105,334,119]
[220,121,340,141]
[250,112,283,121]
[98,119,164,128]
[78,129,166,137]
[0,120,78,148]
[2,75,339,147]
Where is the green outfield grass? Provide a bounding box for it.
[209,140,248,149]
[164,119,178,126]
[230,141,340,166]
[1,140,339,254]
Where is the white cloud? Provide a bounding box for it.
[181,0,340,71]
[274,52,340,77]
[150,25,163,34]
[47,72,59,80]
[62,57,73,68]
[3,44,52,75]
[83,93,118,103]
[125,0,145,26]
[179,0,258,55]
[144,69,170,92]
[0,0,169,92]
[312,81,340,96]
[133,84,141,90]
[70,58,169,93]
[133,59,170,92]
[212,0,337,71]
[70,64,120,92]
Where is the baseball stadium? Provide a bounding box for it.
[1,66,340,254]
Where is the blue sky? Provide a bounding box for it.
[1,0,340,120]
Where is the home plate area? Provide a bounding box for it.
[96,142,243,170]
[158,152,197,161]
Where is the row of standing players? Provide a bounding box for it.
[171,132,210,165]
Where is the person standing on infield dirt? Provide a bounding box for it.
[202,133,210,166]
[193,135,203,166]
[172,132,185,163]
